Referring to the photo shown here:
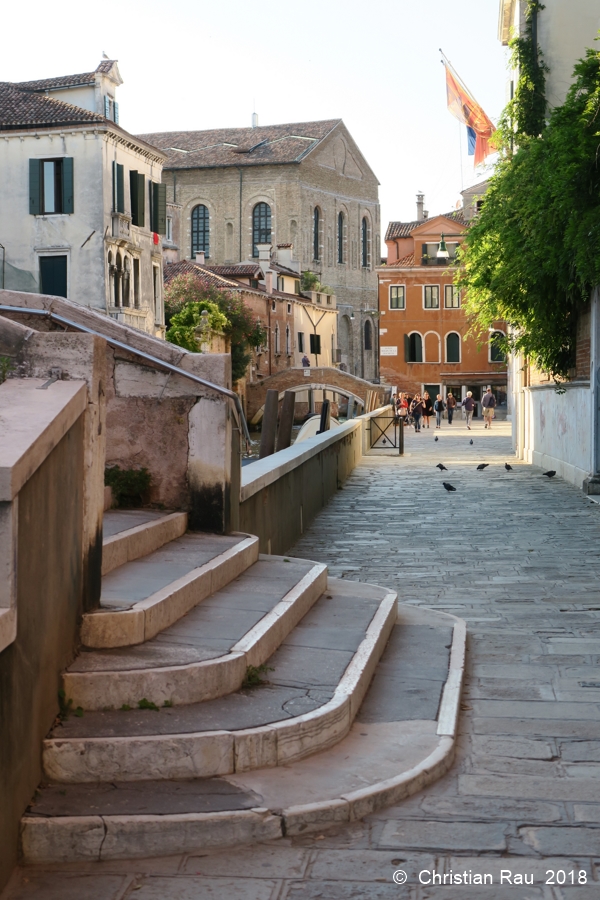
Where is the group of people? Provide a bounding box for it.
[391,388,497,433]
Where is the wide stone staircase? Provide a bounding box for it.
[21,512,464,863]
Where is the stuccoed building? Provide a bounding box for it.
[139,119,381,378]
[0,61,167,336]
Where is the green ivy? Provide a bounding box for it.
[500,1,548,142]
[458,44,600,379]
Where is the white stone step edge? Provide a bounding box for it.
[22,613,466,864]
[81,534,259,649]
[102,512,188,576]
[63,562,328,710]
[43,586,398,783]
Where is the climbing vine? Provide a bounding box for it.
[501,1,548,142]
[458,39,600,378]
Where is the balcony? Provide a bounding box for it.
[421,256,457,267]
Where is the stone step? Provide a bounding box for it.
[101,509,189,576]
[63,556,327,710]
[43,579,397,782]
[22,606,466,863]
[81,532,259,649]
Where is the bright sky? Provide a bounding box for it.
[4,0,508,231]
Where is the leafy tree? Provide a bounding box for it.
[165,273,266,383]
[458,44,600,379]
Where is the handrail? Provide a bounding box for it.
[0,304,252,448]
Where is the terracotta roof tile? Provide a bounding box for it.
[137,119,341,169]
[388,253,415,268]
[204,264,262,278]
[0,83,105,131]
[163,260,242,289]
[14,60,117,93]
[385,210,469,241]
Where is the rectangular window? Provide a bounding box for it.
[29,158,73,215]
[309,333,321,355]
[445,285,460,308]
[389,285,405,310]
[153,265,162,324]
[40,255,68,298]
[424,285,440,309]
[166,216,173,241]
[130,171,145,227]
[112,162,125,213]
[133,258,140,308]
[298,332,304,353]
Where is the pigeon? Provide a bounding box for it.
[469,439,474,445]
[436,463,448,471]
[505,463,513,471]
[477,463,489,471]
[543,470,556,478]
[434,436,439,441]
[442,482,456,492]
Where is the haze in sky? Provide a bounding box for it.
[3,0,508,231]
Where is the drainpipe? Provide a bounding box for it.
[237,167,243,262]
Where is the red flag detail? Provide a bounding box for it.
[444,62,495,165]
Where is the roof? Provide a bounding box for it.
[387,253,415,268]
[385,210,468,242]
[269,262,300,278]
[137,119,342,169]
[163,260,243,290]
[0,83,105,131]
[204,264,262,278]
[14,60,119,93]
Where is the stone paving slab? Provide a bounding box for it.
[103,509,169,538]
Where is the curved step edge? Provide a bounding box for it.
[81,535,259,649]
[102,512,188,576]
[63,562,328,710]
[44,587,398,783]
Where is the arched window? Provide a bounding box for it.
[364,319,372,351]
[122,257,131,308]
[313,207,320,261]
[252,202,271,257]
[361,217,369,268]
[274,323,280,355]
[405,332,423,363]
[446,332,461,363]
[337,211,345,264]
[490,330,506,362]
[191,205,210,258]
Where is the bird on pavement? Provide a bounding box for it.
[434,436,439,441]
[505,463,513,471]
[477,463,489,471]
[442,482,456,492]
[543,470,556,478]
[469,439,474,445]
[436,463,448,471]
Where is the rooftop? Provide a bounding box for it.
[137,119,342,169]
[385,210,468,242]
[0,83,105,131]
[14,60,120,93]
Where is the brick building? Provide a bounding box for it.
[377,196,508,413]
[139,119,380,380]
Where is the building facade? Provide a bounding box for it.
[377,200,508,412]
[0,61,166,336]
[140,119,380,378]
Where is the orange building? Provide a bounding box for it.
[377,200,507,415]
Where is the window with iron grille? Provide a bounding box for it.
[252,202,271,257]
[424,285,440,309]
[191,205,210,258]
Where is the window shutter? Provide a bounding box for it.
[29,159,41,215]
[415,334,423,363]
[404,334,410,362]
[137,174,145,227]
[152,182,166,234]
[129,170,138,224]
[309,334,321,355]
[104,96,110,118]
[116,163,124,214]
[62,157,74,214]
[113,101,119,125]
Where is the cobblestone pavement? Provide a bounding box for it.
[4,420,600,899]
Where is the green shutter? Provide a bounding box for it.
[137,173,145,227]
[130,171,145,227]
[152,183,167,235]
[130,170,138,224]
[62,157,74,214]
[29,159,41,215]
[404,334,410,362]
[116,164,124,214]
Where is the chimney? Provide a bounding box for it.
[276,243,295,269]
[251,112,259,128]
[195,251,205,265]
[255,242,272,274]
[265,271,274,294]
[416,193,425,222]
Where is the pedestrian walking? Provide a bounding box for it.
[446,392,456,425]
[482,387,497,429]
[422,392,433,429]
[398,393,409,426]
[462,391,476,430]
[410,394,425,432]
[433,394,446,429]
[301,354,310,367]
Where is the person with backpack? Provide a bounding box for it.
[482,387,497,429]
[410,394,425,432]
[433,394,446,430]
[446,391,456,425]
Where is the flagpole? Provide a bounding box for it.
[458,121,464,190]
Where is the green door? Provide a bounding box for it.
[40,256,67,298]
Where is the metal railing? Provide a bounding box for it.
[0,304,252,447]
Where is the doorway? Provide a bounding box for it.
[40,255,67,298]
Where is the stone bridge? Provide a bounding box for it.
[246,367,389,421]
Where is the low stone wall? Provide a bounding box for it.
[239,409,387,554]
